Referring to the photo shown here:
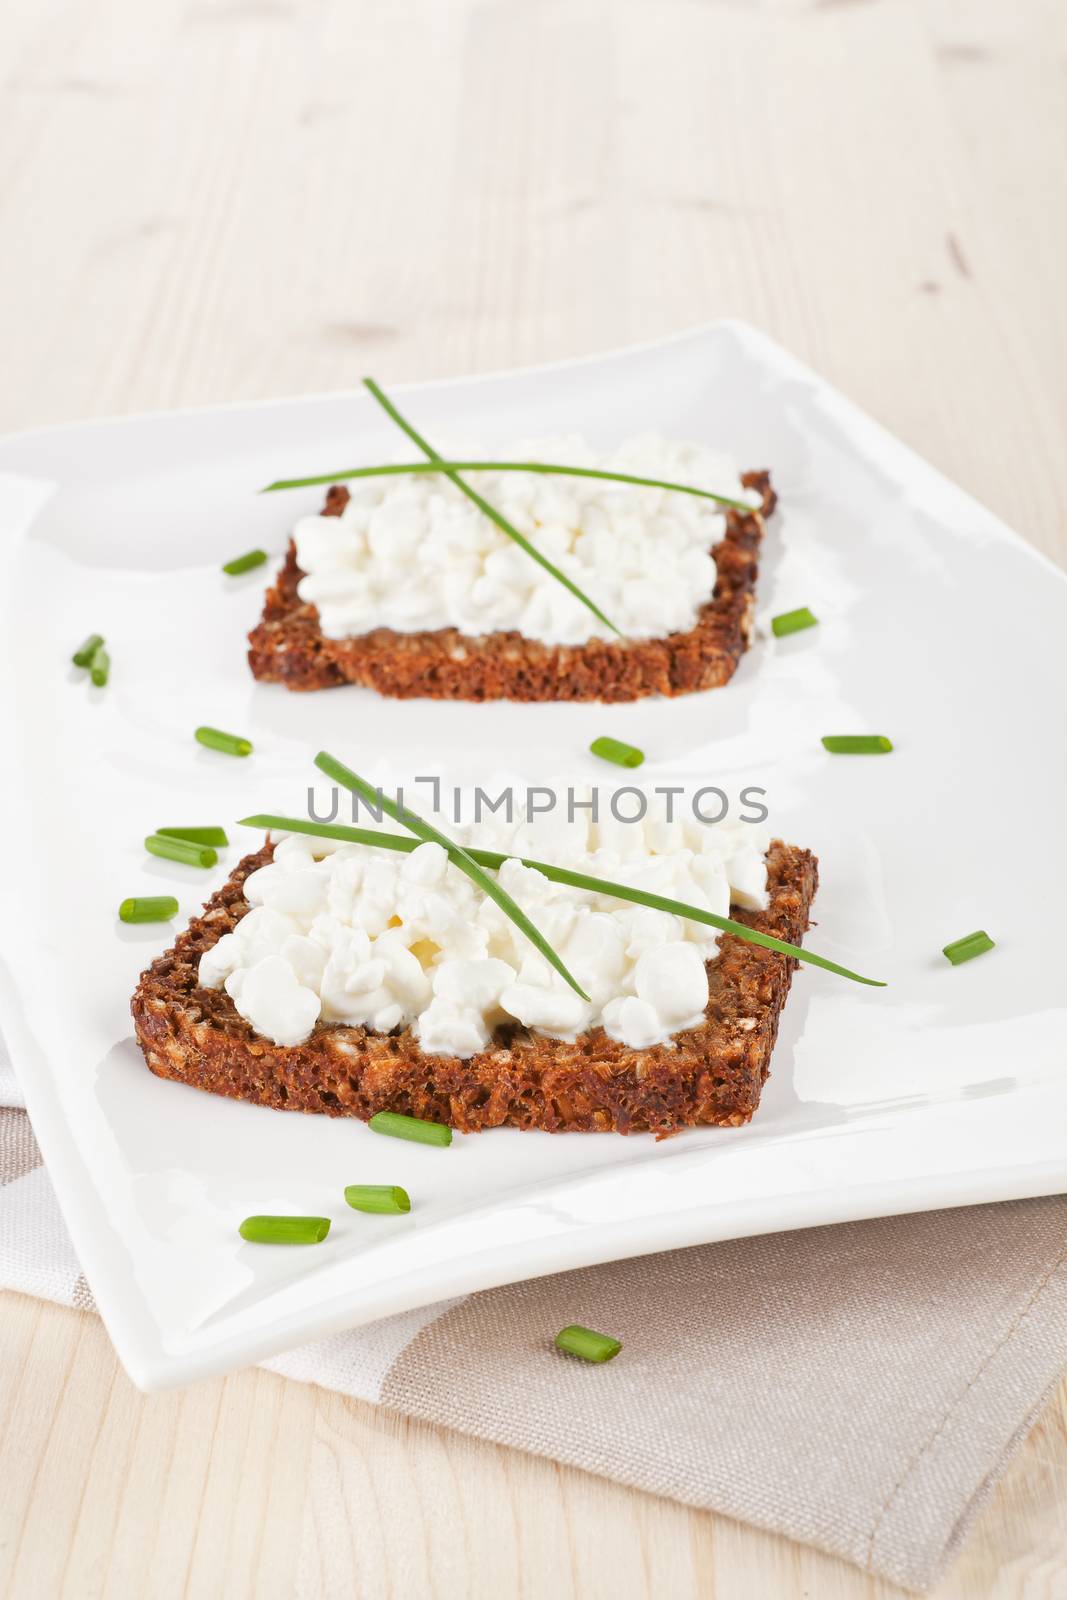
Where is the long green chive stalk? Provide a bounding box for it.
[237,811,886,989]
[260,458,757,516]
[313,752,591,1002]
[360,378,622,637]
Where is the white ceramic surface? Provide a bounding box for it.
[1,322,1065,1391]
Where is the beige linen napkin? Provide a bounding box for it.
[1,1048,1064,1593]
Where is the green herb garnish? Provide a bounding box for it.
[314,750,591,1001]
[118,895,179,924]
[145,833,218,868]
[239,1215,331,1245]
[589,736,644,769]
[943,930,995,966]
[72,632,104,668]
[222,549,268,576]
[238,811,886,988]
[196,726,253,757]
[368,1112,452,1148]
[261,460,756,516]
[157,826,230,847]
[821,735,893,755]
[361,378,622,638]
[771,607,818,638]
[344,1184,412,1214]
[555,1324,621,1363]
[89,644,110,686]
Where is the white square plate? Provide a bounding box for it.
[2,322,1065,1390]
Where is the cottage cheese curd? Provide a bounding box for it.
[198,801,771,1057]
[293,436,756,647]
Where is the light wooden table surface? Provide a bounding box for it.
[2,0,1066,1595]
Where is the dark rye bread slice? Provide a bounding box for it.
[247,472,776,701]
[131,836,817,1137]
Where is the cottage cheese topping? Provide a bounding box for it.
[293,435,756,647]
[198,803,771,1057]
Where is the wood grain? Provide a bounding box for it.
[1,0,1066,1594]
[1,1292,1066,1599]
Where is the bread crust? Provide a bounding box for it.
[247,473,776,701]
[130,835,817,1136]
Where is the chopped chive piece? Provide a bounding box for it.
[589,736,644,769]
[118,895,179,923]
[821,735,893,755]
[223,548,268,576]
[196,725,253,757]
[89,644,110,687]
[368,1111,452,1147]
[555,1324,621,1364]
[260,460,756,515]
[145,833,218,868]
[344,1184,412,1215]
[156,826,230,847]
[771,606,818,638]
[238,811,886,988]
[72,632,104,668]
[238,1215,331,1245]
[316,751,590,1002]
[362,378,623,637]
[943,930,995,966]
